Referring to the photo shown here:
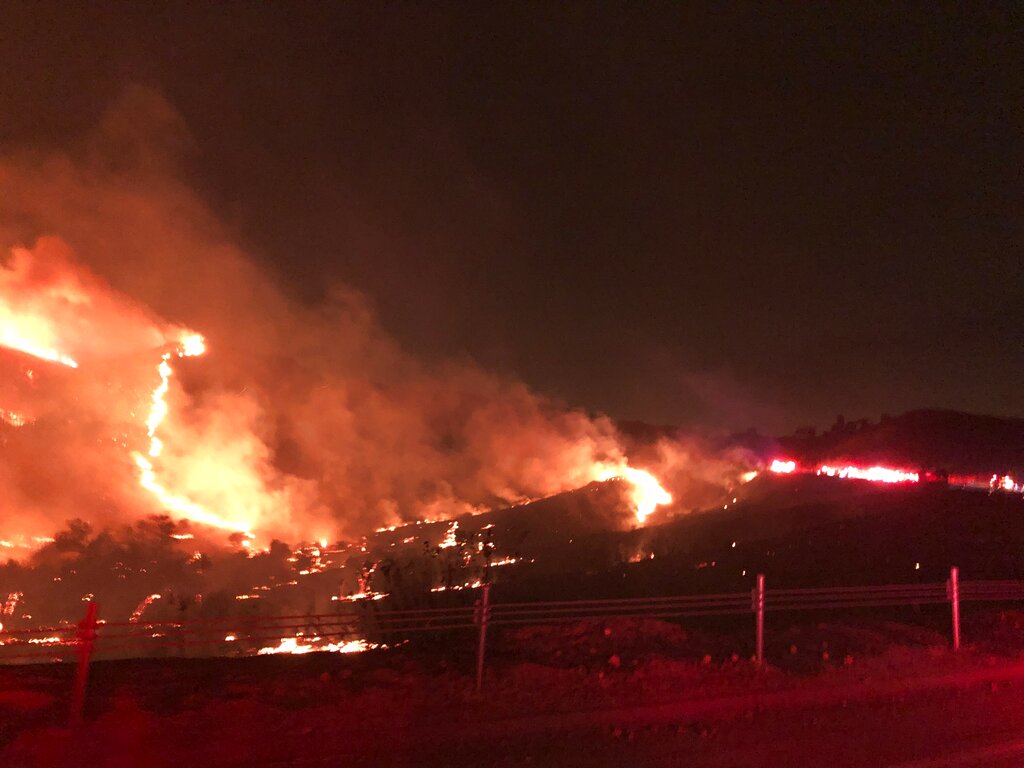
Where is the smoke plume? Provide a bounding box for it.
[3,87,691,545]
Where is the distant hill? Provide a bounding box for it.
[356,473,1024,610]
[776,409,1024,474]
[618,409,1024,474]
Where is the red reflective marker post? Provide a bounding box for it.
[948,566,960,651]
[754,574,765,666]
[70,601,98,726]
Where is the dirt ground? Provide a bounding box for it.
[5,614,1024,767]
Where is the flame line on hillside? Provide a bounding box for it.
[0,328,78,368]
[130,334,250,533]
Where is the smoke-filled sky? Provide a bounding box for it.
[2,4,1021,433]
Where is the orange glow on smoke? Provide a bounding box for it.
[3,240,683,546]
[0,239,166,368]
[593,462,672,525]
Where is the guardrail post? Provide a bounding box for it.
[948,566,960,651]
[70,601,98,726]
[475,583,491,693]
[753,574,765,666]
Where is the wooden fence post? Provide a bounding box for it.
[475,584,491,693]
[948,566,961,651]
[754,574,765,666]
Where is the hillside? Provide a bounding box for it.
[775,409,1024,474]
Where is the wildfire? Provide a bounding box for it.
[0,327,78,368]
[130,334,251,533]
[3,592,23,616]
[0,239,166,369]
[992,474,1021,493]
[1,246,250,538]
[129,593,161,623]
[0,408,26,427]
[438,521,459,549]
[593,462,672,525]
[770,459,797,474]
[256,636,376,655]
[177,332,206,358]
[3,239,682,551]
[817,464,919,484]
[767,458,919,484]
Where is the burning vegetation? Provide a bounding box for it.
[0,91,699,550]
[0,237,681,545]
[0,90,774,643]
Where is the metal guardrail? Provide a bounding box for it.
[3,567,1023,721]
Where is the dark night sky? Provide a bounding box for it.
[2,3,1022,432]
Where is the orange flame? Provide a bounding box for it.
[768,457,919,484]
[593,462,672,525]
[0,408,26,427]
[0,327,78,367]
[131,334,251,533]
[817,464,919,483]
[256,636,375,655]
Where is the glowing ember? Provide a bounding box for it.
[430,579,483,592]
[332,592,388,602]
[129,593,161,623]
[489,556,525,567]
[3,592,23,616]
[740,470,759,483]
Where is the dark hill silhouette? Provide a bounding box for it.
[776,409,1024,474]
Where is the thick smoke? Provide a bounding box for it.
[0,87,759,549]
